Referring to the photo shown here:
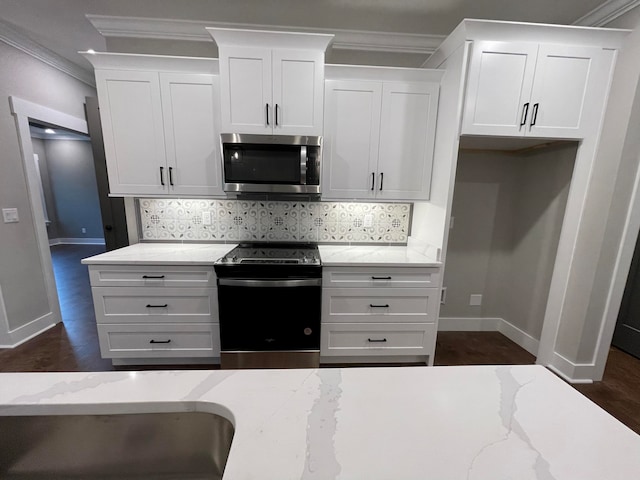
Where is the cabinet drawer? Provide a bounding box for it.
[97,323,220,358]
[92,287,217,324]
[323,267,440,288]
[322,288,438,323]
[321,323,435,357]
[88,265,216,287]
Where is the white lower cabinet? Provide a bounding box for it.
[321,266,441,365]
[88,264,220,365]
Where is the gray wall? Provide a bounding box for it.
[31,137,59,240]
[43,139,103,239]
[0,41,95,332]
[442,143,575,339]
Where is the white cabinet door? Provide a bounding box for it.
[528,44,607,139]
[160,73,224,196]
[219,46,272,134]
[272,49,324,135]
[95,70,167,195]
[377,82,439,200]
[462,41,538,137]
[322,80,382,199]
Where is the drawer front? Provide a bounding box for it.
[323,267,440,288]
[92,287,217,324]
[89,265,216,287]
[97,323,220,358]
[321,323,435,357]
[322,288,438,323]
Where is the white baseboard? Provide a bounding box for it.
[0,312,58,348]
[49,237,105,246]
[548,352,595,384]
[438,317,540,356]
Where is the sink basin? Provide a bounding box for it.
[0,411,234,479]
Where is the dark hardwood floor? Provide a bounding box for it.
[1,244,639,434]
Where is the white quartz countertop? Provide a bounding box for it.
[319,244,441,266]
[1,365,638,479]
[80,243,237,265]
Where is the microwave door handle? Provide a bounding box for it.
[300,146,307,185]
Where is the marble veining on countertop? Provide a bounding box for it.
[1,365,638,479]
[319,244,441,266]
[80,243,237,265]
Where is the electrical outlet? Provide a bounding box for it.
[440,287,447,304]
[2,208,19,223]
[202,211,212,225]
[363,214,373,228]
[469,294,483,306]
[81,227,86,234]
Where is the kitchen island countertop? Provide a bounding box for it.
[80,243,237,265]
[319,244,441,266]
[1,365,638,479]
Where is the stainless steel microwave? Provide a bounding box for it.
[221,134,322,194]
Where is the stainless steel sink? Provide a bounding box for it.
[0,411,234,479]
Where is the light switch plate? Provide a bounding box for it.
[202,211,212,225]
[469,294,483,306]
[363,214,373,228]
[2,208,19,223]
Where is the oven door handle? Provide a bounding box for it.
[218,278,322,287]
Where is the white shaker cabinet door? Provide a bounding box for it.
[272,49,324,136]
[528,44,609,139]
[160,73,224,196]
[377,81,439,200]
[322,80,382,199]
[218,46,272,134]
[95,70,167,195]
[462,41,538,137]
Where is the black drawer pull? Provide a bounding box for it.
[367,338,387,343]
[146,304,168,308]
[371,276,392,280]
[142,275,165,279]
[370,304,390,308]
[149,339,171,344]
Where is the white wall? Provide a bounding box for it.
[0,41,95,333]
[441,143,575,341]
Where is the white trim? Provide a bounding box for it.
[80,51,219,74]
[547,353,595,384]
[0,312,58,348]
[49,237,105,246]
[0,285,11,346]
[86,14,444,55]
[9,96,90,345]
[0,18,95,87]
[438,317,539,357]
[573,0,640,27]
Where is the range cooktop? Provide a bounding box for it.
[215,243,321,266]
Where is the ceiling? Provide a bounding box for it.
[0,0,632,80]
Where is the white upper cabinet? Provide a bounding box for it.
[86,54,224,197]
[209,28,333,136]
[462,40,609,139]
[322,68,441,201]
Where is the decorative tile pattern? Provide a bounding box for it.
[138,199,411,244]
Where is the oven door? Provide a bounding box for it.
[217,278,321,353]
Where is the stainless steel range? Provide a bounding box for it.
[214,243,321,369]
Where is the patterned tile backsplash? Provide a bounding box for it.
[138,199,411,244]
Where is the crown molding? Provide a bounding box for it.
[573,0,640,26]
[0,19,95,87]
[87,14,444,55]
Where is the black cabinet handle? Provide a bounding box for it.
[168,167,174,186]
[275,103,279,126]
[371,172,375,191]
[371,276,392,280]
[159,166,165,186]
[379,172,384,191]
[266,103,269,125]
[142,275,165,279]
[367,338,387,343]
[531,103,539,127]
[370,304,390,308]
[146,304,168,308]
[520,103,529,128]
[150,339,171,344]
